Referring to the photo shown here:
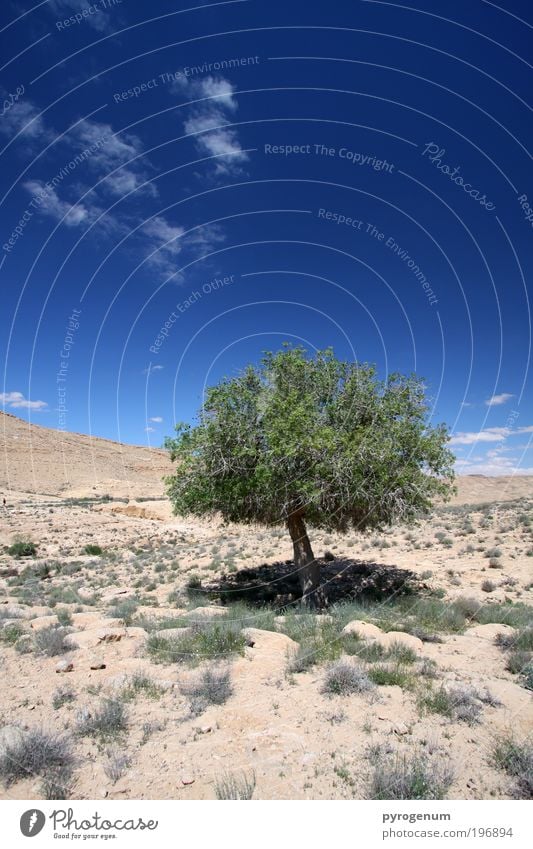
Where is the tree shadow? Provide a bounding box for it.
[200,556,419,608]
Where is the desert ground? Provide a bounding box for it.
[0,411,531,801]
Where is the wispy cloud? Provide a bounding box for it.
[149,416,163,423]
[0,97,52,143]
[450,425,533,446]
[485,392,514,406]
[176,75,248,180]
[1,391,47,411]
[140,216,224,278]
[23,180,96,227]
[144,426,155,433]
[142,364,164,375]
[73,119,156,198]
[455,455,533,476]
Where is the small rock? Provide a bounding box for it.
[30,615,59,631]
[392,722,409,735]
[56,660,74,673]
[181,775,195,786]
[342,620,383,640]
[380,631,424,653]
[89,661,106,670]
[200,726,212,734]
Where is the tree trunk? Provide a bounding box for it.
[286,512,323,608]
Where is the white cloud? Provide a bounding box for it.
[23,180,94,227]
[149,416,163,423]
[141,216,224,277]
[177,76,248,179]
[142,365,164,375]
[485,393,514,406]
[0,97,51,142]
[144,426,155,433]
[450,427,510,446]
[455,455,533,476]
[73,120,155,198]
[1,391,47,411]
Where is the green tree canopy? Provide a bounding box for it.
[165,345,455,605]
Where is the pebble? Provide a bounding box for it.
[56,660,74,673]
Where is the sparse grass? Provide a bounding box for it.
[33,625,71,657]
[214,770,256,800]
[103,749,131,783]
[119,672,164,702]
[8,539,37,558]
[492,737,533,799]
[368,664,415,689]
[77,699,127,742]
[368,749,454,800]
[385,641,418,664]
[0,727,74,787]
[418,685,483,724]
[180,664,233,715]
[221,601,278,632]
[321,660,374,696]
[481,580,495,593]
[146,620,246,666]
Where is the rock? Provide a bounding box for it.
[89,661,107,670]
[342,620,383,640]
[30,615,59,631]
[56,660,74,673]
[466,623,516,640]
[97,628,126,642]
[181,775,195,786]
[380,631,424,653]
[392,722,409,735]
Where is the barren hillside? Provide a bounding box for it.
[0,412,171,499]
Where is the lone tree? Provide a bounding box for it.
[165,346,455,606]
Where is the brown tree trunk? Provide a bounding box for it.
[287,512,323,608]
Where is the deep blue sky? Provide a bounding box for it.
[1,0,532,475]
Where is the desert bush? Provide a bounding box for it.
[180,664,233,715]
[321,660,374,696]
[481,580,495,593]
[83,544,103,556]
[214,770,256,800]
[0,728,74,787]
[77,699,127,741]
[103,750,131,783]
[56,608,72,626]
[418,685,483,724]
[8,539,37,558]
[492,737,533,799]
[0,622,25,645]
[34,625,71,657]
[385,641,417,664]
[368,749,453,799]
[109,598,138,625]
[52,686,76,710]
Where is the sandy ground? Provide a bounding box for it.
[0,413,531,801]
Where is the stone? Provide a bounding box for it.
[89,661,107,670]
[30,615,59,631]
[186,606,226,620]
[97,628,126,642]
[342,620,383,640]
[380,631,424,653]
[56,660,74,673]
[181,775,195,785]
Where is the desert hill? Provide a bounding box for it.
[0,411,171,499]
[0,411,531,504]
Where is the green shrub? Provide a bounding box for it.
[83,544,102,556]
[8,540,37,558]
[77,699,127,741]
[215,770,256,800]
[180,664,233,715]
[321,661,374,696]
[146,621,246,666]
[492,737,533,799]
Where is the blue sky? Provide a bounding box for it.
[1,0,532,475]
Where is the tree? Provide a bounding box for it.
[165,345,455,607]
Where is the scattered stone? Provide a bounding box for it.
[56,659,74,673]
[181,775,195,786]
[89,660,107,670]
